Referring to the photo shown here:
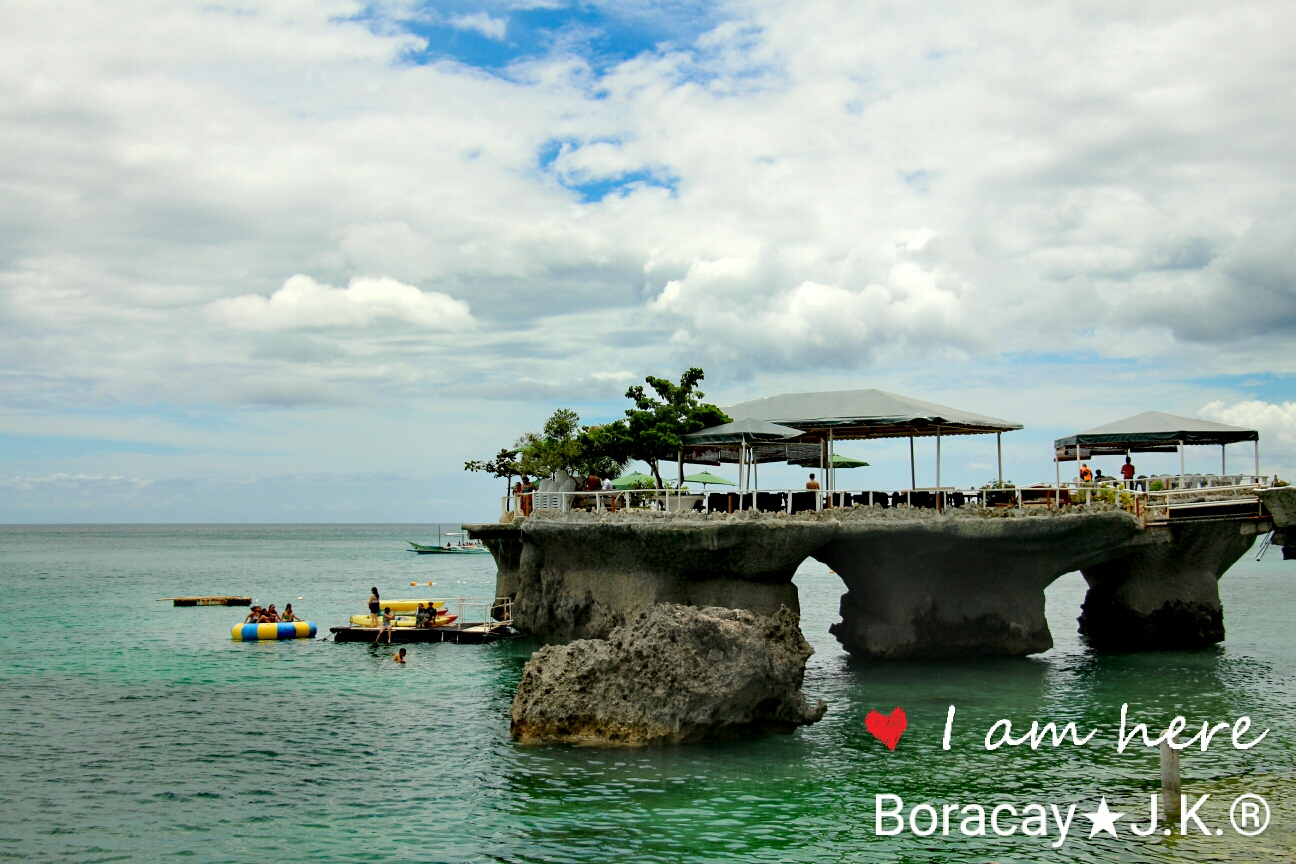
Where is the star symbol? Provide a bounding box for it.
[1085,797,1125,838]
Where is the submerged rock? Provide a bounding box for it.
[510,603,827,745]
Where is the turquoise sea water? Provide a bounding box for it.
[0,524,1292,863]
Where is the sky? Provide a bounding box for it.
[2,0,1295,523]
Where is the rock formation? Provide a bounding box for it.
[510,604,827,745]
[1078,520,1255,650]
[469,499,1276,659]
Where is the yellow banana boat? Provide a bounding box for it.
[348,613,457,628]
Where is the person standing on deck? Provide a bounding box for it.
[368,587,381,627]
[519,476,534,516]
[1079,463,1093,482]
[806,473,820,490]
[1121,456,1136,487]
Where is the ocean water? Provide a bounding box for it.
[0,523,1292,863]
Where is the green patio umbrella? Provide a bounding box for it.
[610,472,656,490]
[684,471,734,488]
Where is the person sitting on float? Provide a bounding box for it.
[243,605,263,624]
[260,604,279,623]
[280,604,298,623]
[414,603,429,627]
[375,606,396,643]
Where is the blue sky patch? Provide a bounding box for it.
[538,137,678,201]
[363,1,721,73]
[564,169,678,203]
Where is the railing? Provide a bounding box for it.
[502,479,1275,526]
[444,596,513,631]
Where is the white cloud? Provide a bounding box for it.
[648,254,976,367]
[3,1,1296,516]
[207,275,474,331]
[1,473,153,491]
[448,12,508,40]
[1200,400,1296,464]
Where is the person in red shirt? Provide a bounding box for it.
[1121,456,1136,485]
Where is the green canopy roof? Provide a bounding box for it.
[1053,411,1257,461]
[680,418,803,445]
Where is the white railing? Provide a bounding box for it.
[443,596,513,632]
[501,479,1276,525]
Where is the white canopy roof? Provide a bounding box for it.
[723,388,1021,439]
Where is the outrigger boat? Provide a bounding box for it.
[407,529,490,554]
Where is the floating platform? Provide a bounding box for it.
[329,624,514,644]
[160,596,252,607]
[233,621,317,641]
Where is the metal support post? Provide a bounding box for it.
[909,435,916,490]
[936,426,942,491]
[997,432,1003,486]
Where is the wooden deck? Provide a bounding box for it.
[329,624,515,644]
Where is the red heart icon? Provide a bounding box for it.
[865,706,908,751]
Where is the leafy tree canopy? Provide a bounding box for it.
[622,367,729,487]
[507,409,630,481]
[464,447,522,494]
[465,368,727,489]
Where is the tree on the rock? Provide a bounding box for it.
[622,367,729,488]
[507,410,630,481]
[514,409,583,480]
[464,448,522,495]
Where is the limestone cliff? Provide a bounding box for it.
[510,604,827,745]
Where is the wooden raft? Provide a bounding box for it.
[158,596,253,607]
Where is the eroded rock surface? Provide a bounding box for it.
[1078,521,1254,650]
[510,603,827,745]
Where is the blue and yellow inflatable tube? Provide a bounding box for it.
[232,621,317,641]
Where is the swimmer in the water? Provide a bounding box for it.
[393,648,407,664]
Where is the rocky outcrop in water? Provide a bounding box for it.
[510,603,827,745]
[470,501,1271,658]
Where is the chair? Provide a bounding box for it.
[790,491,817,514]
